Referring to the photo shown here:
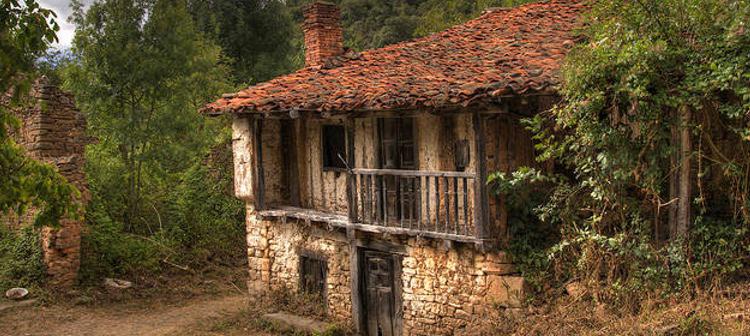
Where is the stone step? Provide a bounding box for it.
[262,311,330,334]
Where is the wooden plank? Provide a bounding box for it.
[257,206,481,243]
[346,118,358,222]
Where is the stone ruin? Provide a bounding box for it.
[2,77,90,288]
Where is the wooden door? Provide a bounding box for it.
[377,118,416,225]
[363,251,397,336]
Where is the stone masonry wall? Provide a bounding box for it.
[2,77,90,287]
[245,204,353,321]
[245,207,523,335]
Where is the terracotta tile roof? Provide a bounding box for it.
[203,0,586,115]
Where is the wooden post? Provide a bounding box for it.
[253,117,266,210]
[346,118,358,223]
[472,111,490,243]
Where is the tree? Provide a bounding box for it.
[188,0,299,84]
[521,0,750,295]
[65,0,233,232]
[0,0,78,227]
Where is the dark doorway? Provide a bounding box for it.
[280,120,300,206]
[362,250,399,336]
[377,118,417,225]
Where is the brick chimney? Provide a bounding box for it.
[303,1,344,67]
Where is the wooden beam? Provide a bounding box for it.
[253,117,266,210]
[473,111,490,243]
[346,118,358,223]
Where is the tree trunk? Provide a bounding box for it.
[673,106,692,239]
[676,106,692,237]
[668,107,692,239]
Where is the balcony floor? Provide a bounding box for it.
[257,206,482,244]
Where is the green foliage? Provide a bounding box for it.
[188,0,299,83]
[1,0,79,228]
[504,0,750,302]
[168,144,245,266]
[78,203,169,284]
[65,0,233,233]
[488,167,562,291]
[0,226,45,289]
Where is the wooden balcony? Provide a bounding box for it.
[350,169,476,239]
[258,168,483,244]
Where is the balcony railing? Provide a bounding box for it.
[351,169,476,238]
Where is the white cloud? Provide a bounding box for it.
[38,0,93,48]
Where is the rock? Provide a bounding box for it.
[5,288,28,300]
[104,278,133,289]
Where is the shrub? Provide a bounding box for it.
[0,226,46,289]
[168,143,245,267]
[78,204,169,285]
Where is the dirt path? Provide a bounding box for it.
[0,294,255,336]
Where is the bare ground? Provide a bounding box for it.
[0,293,273,336]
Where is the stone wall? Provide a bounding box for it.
[245,204,523,335]
[2,77,89,287]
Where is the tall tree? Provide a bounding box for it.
[188,0,299,84]
[0,0,78,227]
[65,0,232,231]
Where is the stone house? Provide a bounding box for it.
[203,1,584,334]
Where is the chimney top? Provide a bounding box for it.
[303,1,344,67]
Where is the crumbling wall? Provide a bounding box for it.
[2,78,90,287]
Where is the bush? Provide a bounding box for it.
[167,144,245,267]
[0,226,46,289]
[78,204,170,285]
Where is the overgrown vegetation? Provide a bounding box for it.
[490,0,750,310]
[0,226,45,289]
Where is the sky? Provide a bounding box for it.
[39,0,93,48]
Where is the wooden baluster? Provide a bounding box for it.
[425,176,431,231]
[417,176,423,231]
[444,176,450,233]
[452,177,459,234]
[399,176,404,228]
[410,177,416,229]
[382,175,388,227]
[463,177,469,236]
[367,174,378,224]
[435,176,440,232]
